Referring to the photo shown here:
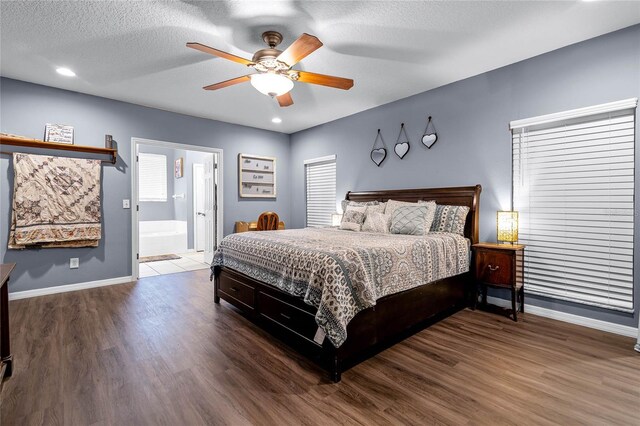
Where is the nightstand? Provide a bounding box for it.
[472,243,525,321]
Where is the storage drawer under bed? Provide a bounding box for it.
[218,273,256,311]
[258,292,321,346]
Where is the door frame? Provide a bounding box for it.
[192,162,205,252]
[131,137,223,279]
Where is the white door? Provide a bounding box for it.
[193,163,205,252]
[203,155,217,264]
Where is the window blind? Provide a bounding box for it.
[511,99,637,312]
[139,152,168,202]
[305,155,336,227]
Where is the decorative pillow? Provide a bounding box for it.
[385,199,417,217]
[420,200,437,230]
[340,199,378,213]
[390,204,436,235]
[430,204,470,235]
[365,203,386,215]
[340,205,367,231]
[362,212,391,233]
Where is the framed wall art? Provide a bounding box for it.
[174,157,184,178]
[238,153,276,198]
[44,123,74,144]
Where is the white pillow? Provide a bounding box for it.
[362,212,391,233]
[340,199,378,213]
[365,203,386,215]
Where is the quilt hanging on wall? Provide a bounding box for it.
[8,153,102,249]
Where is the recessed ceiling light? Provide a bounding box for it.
[272,117,282,124]
[56,67,76,77]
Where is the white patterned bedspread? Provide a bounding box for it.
[211,228,470,347]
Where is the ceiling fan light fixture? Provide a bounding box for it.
[250,73,293,97]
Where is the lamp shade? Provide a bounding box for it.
[250,73,294,97]
[331,212,343,227]
[497,211,518,243]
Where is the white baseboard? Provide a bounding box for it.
[486,296,638,338]
[9,275,134,300]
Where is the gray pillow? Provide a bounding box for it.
[390,205,435,235]
[430,204,470,235]
[384,199,416,217]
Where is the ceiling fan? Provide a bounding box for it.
[186,31,354,107]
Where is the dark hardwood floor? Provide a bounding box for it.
[1,269,639,425]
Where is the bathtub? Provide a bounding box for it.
[139,220,188,257]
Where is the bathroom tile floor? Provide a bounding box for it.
[139,251,210,277]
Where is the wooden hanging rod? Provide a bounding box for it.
[0,134,117,164]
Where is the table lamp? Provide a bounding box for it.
[331,212,343,227]
[497,211,518,244]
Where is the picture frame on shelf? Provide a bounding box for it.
[238,153,276,198]
[44,123,74,145]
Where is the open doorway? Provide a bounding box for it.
[131,138,222,279]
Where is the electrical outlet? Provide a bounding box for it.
[70,258,79,269]
[123,199,130,209]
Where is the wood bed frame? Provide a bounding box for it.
[212,185,482,382]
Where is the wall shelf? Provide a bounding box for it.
[0,134,117,164]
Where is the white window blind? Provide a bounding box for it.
[305,155,336,227]
[511,99,637,312]
[139,153,167,202]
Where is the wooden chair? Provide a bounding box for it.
[257,211,279,231]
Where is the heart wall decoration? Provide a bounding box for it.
[370,129,387,167]
[421,116,438,149]
[371,148,387,167]
[394,143,409,159]
[394,123,410,159]
[422,133,437,148]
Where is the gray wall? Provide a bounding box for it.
[172,148,188,229]
[290,25,640,327]
[0,77,290,292]
[138,145,177,222]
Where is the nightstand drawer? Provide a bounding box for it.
[476,250,513,287]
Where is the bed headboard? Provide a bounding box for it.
[345,185,482,245]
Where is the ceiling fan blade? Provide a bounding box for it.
[296,71,354,90]
[186,42,253,66]
[203,75,252,91]
[276,33,323,66]
[277,92,294,107]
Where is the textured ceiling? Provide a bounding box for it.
[1,1,639,133]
